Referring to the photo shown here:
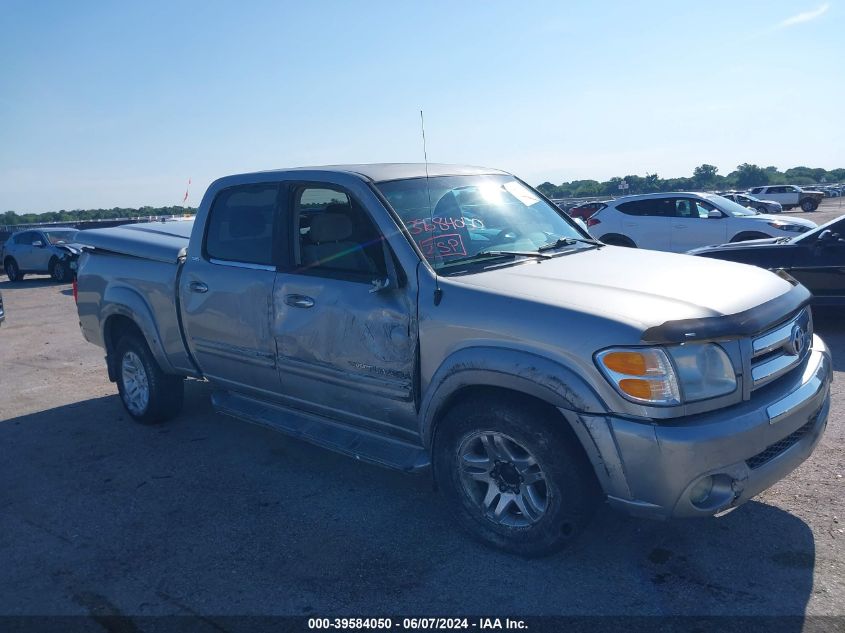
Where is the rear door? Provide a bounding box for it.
[13,232,38,270]
[670,197,728,252]
[272,183,418,437]
[614,198,673,250]
[179,182,284,397]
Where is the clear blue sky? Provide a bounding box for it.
[1,0,843,213]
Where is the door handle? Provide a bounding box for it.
[285,294,315,308]
[673,225,687,229]
[189,281,208,293]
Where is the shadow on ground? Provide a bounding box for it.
[0,381,816,621]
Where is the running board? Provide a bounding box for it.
[211,391,430,472]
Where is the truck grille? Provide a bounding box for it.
[746,413,818,470]
[749,308,811,390]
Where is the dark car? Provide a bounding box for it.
[568,201,607,220]
[689,215,845,306]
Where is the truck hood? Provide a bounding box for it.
[449,245,804,340]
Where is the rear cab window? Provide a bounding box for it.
[204,184,280,266]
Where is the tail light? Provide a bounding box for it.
[72,277,78,303]
[587,217,601,227]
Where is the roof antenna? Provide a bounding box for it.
[420,109,443,306]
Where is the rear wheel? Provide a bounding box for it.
[800,198,818,212]
[4,258,23,282]
[434,395,599,557]
[115,334,184,424]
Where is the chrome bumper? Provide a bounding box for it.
[586,335,831,520]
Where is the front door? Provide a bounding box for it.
[670,197,727,252]
[179,182,283,397]
[273,184,418,438]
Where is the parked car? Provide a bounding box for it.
[587,192,815,252]
[2,228,81,282]
[689,214,845,307]
[74,164,831,556]
[747,185,824,212]
[718,191,783,214]
[568,201,607,221]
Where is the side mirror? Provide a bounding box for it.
[32,240,44,247]
[708,210,722,219]
[573,218,589,232]
[369,277,391,294]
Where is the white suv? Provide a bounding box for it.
[587,192,816,252]
[747,185,824,212]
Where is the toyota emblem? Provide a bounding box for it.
[789,324,805,356]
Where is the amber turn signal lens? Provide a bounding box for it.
[618,378,655,400]
[601,351,652,375]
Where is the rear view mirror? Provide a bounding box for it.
[708,210,722,219]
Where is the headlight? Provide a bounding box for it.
[767,222,806,232]
[596,343,736,406]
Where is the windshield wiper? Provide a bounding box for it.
[475,249,552,259]
[538,236,604,251]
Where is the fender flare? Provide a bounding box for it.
[419,347,607,449]
[100,285,177,376]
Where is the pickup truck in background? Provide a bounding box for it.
[747,185,825,212]
[75,164,832,556]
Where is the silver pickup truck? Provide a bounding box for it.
[75,164,832,556]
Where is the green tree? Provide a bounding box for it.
[733,163,769,189]
[692,164,718,189]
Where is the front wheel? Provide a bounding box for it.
[434,396,599,557]
[115,334,184,424]
[800,199,818,212]
[49,258,71,282]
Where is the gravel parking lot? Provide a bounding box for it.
[0,201,843,622]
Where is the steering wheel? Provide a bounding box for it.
[486,227,525,247]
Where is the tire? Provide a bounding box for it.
[4,258,23,282]
[800,198,818,212]
[433,395,599,557]
[730,231,770,243]
[115,334,184,424]
[49,258,71,282]
[600,234,636,247]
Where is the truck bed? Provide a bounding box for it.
[77,219,194,262]
[75,219,198,377]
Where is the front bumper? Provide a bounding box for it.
[578,335,831,520]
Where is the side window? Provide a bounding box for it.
[674,199,695,218]
[15,232,34,245]
[293,186,386,281]
[617,199,673,217]
[694,200,716,218]
[205,183,279,265]
[750,187,763,194]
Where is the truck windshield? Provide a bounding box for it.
[376,175,584,270]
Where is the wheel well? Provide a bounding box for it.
[103,315,145,381]
[600,233,636,247]
[730,231,770,242]
[432,385,586,452]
